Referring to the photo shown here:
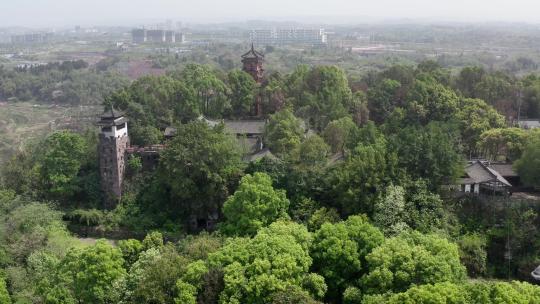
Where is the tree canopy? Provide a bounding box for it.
[3,56,540,304]
[264,109,304,157]
[310,215,384,301]
[209,221,325,304]
[227,69,256,118]
[221,172,290,236]
[157,121,243,227]
[514,133,540,188]
[362,231,466,295]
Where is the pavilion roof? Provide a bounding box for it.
[98,106,127,126]
[458,160,512,187]
[241,44,264,59]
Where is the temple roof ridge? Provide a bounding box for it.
[241,43,264,59]
[101,105,124,119]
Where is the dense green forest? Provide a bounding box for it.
[0,60,129,104]
[1,56,540,304]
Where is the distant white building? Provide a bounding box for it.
[11,32,53,44]
[131,29,182,44]
[175,32,186,44]
[518,119,540,129]
[250,28,327,46]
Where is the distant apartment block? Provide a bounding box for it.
[175,32,186,43]
[131,29,146,43]
[11,33,53,44]
[250,28,327,46]
[131,29,183,44]
[147,30,164,43]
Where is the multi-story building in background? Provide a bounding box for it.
[165,30,176,43]
[250,28,327,46]
[10,32,53,44]
[132,29,147,43]
[175,32,185,43]
[146,29,166,43]
[131,29,182,44]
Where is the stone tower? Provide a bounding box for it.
[97,107,129,209]
[241,44,264,116]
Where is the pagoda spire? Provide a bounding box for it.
[241,44,265,116]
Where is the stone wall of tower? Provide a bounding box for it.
[242,57,264,116]
[242,57,264,84]
[99,133,129,209]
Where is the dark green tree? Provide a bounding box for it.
[290,66,353,130]
[367,79,402,124]
[474,73,515,106]
[522,75,540,118]
[311,216,384,302]
[297,135,330,167]
[514,133,540,189]
[322,117,358,154]
[416,60,451,86]
[39,131,87,199]
[177,232,223,261]
[457,233,487,277]
[478,127,529,161]
[262,72,287,114]
[285,65,310,107]
[227,69,256,118]
[379,65,415,89]
[176,64,230,118]
[158,121,243,226]
[209,221,326,304]
[454,66,485,98]
[264,109,304,157]
[122,245,188,304]
[325,124,399,215]
[107,75,199,145]
[404,76,459,124]
[402,180,447,233]
[307,207,340,231]
[455,98,505,154]
[390,122,462,189]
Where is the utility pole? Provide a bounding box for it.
[516,88,523,127]
[504,198,512,280]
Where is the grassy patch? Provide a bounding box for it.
[0,102,101,164]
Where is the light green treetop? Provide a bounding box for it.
[221,172,290,236]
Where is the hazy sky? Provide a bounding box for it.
[2,0,540,28]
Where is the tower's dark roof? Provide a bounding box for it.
[165,117,266,137]
[101,106,124,119]
[241,43,264,59]
[98,106,127,126]
[221,120,266,135]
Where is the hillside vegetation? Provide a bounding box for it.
[1,50,540,303]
